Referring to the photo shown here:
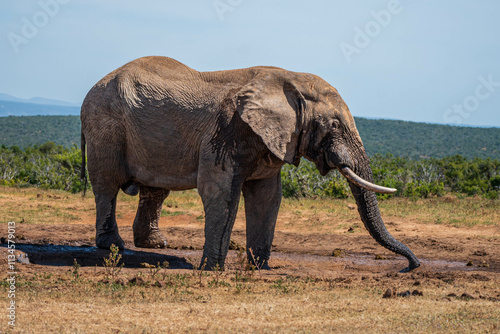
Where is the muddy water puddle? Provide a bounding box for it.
[2,243,475,274]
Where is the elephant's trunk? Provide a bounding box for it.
[346,157,420,272]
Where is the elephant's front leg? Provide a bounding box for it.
[198,169,244,270]
[242,172,282,270]
[133,186,169,248]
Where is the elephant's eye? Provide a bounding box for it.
[330,119,340,129]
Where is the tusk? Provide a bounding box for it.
[341,167,397,194]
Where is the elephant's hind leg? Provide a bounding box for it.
[133,186,169,248]
[95,190,124,250]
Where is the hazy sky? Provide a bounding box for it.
[1,0,499,127]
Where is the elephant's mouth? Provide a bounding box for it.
[316,154,332,176]
[317,152,396,194]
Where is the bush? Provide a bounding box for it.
[281,160,349,199]
[0,143,88,193]
[0,143,498,199]
[281,154,499,199]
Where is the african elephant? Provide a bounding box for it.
[80,56,420,273]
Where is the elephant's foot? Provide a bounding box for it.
[200,253,225,271]
[96,232,125,250]
[256,260,271,270]
[248,255,271,270]
[134,230,168,249]
[247,248,271,270]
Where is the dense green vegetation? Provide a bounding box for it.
[0,143,498,199]
[1,115,499,159]
[0,143,85,193]
[355,118,500,160]
[0,115,499,198]
[282,156,500,200]
[0,116,81,148]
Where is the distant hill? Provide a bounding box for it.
[0,100,80,117]
[355,118,500,159]
[0,93,79,107]
[0,115,499,160]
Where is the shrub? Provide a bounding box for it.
[0,143,498,199]
[0,142,88,193]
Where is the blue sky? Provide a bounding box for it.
[1,0,499,127]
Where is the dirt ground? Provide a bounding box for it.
[0,186,499,333]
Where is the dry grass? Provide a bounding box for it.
[0,186,499,333]
[2,266,499,333]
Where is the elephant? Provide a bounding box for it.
[80,56,420,273]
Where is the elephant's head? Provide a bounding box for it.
[235,69,420,272]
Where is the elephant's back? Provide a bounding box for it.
[93,57,203,111]
[81,56,213,133]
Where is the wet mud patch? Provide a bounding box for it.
[0,243,191,269]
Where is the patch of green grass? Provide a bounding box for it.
[161,209,187,217]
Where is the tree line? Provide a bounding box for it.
[1,143,499,199]
[1,115,499,159]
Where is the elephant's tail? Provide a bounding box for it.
[81,131,88,197]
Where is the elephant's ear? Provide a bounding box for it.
[235,73,305,164]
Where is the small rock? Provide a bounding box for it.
[382,288,395,299]
[447,293,457,298]
[347,204,356,210]
[140,262,155,269]
[460,293,475,300]
[466,261,474,267]
[473,250,488,256]
[375,254,387,260]
[412,290,423,296]
[332,248,346,257]
[479,262,490,268]
[397,290,411,298]
[413,281,422,286]
[16,253,30,264]
[347,227,355,233]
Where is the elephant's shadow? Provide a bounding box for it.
[2,243,191,269]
